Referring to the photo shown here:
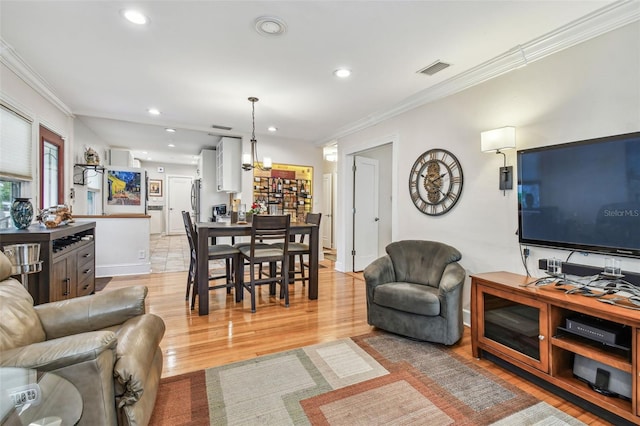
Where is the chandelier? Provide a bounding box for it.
[242,97,272,171]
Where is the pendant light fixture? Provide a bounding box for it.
[242,97,272,171]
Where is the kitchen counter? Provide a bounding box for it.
[75,216,150,277]
[75,214,151,219]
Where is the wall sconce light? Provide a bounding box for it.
[481,126,516,196]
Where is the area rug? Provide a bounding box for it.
[149,332,585,425]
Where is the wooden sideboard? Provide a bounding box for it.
[471,271,640,424]
[0,222,96,304]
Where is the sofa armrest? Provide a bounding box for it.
[364,255,396,288]
[439,262,466,294]
[35,286,148,340]
[114,314,165,408]
[437,262,466,318]
[0,331,117,371]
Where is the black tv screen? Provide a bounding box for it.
[517,132,640,258]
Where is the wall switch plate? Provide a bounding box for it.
[138,250,145,259]
[9,383,41,408]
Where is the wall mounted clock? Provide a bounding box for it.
[409,148,463,216]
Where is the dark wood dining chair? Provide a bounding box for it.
[182,211,240,309]
[237,214,291,313]
[274,212,321,287]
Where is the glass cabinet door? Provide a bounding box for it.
[479,288,549,372]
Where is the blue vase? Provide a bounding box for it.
[10,198,34,229]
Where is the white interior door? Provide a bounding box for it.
[322,173,333,249]
[167,176,193,235]
[353,156,379,271]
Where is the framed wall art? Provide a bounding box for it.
[149,179,163,197]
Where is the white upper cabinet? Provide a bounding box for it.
[216,137,242,193]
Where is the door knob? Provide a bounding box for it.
[374,217,380,221]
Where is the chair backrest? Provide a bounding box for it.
[181,211,197,253]
[251,214,290,253]
[298,212,322,243]
[385,240,461,288]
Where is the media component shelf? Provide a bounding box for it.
[0,222,96,304]
[471,271,640,424]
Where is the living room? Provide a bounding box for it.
[1,1,639,425]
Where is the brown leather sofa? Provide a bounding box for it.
[0,250,165,425]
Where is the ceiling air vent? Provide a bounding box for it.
[211,124,232,131]
[417,61,451,76]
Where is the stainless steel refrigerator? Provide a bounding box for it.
[191,179,201,223]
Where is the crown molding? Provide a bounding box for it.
[0,39,74,117]
[319,0,640,145]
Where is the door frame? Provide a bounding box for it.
[353,155,379,271]
[335,134,398,273]
[166,175,194,235]
[321,173,333,249]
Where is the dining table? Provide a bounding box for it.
[196,221,319,315]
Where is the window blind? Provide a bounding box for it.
[0,104,33,181]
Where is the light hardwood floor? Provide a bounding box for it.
[105,259,611,425]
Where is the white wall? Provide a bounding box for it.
[1,62,74,205]
[73,119,110,214]
[336,22,640,316]
[140,160,197,234]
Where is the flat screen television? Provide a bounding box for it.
[517,131,640,258]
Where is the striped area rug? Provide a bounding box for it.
[149,332,585,425]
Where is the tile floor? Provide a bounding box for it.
[149,234,191,273]
[149,234,228,274]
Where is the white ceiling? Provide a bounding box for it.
[0,1,616,165]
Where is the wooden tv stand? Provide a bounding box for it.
[471,271,639,424]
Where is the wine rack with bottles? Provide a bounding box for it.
[252,176,312,221]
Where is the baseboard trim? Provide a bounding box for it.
[96,262,150,277]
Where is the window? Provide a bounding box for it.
[0,104,33,229]
[40,126,64,209]
[87,190,97,215]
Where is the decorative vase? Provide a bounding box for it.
[10,198,34,229]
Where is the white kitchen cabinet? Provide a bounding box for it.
[216,137,242,193]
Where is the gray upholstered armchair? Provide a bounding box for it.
[364,240,466,345]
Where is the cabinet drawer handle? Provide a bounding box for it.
[84,269,92,274]
[83,284,90,290]
[83,253,91,258]
[538,335,545,341]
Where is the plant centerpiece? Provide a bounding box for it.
[248,201,267,216]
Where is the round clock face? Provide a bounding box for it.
[409,149,463,216]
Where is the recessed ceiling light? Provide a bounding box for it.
[168,144,175,148]
[148,108,160,115]
[255,16,287,36]
[165,128,176,133]
[334,68,352,78]
[122,9,148,25]
[268,126,277,132]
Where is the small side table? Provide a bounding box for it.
[0,368,83,425]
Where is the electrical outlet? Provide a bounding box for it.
[138,250,145,259]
